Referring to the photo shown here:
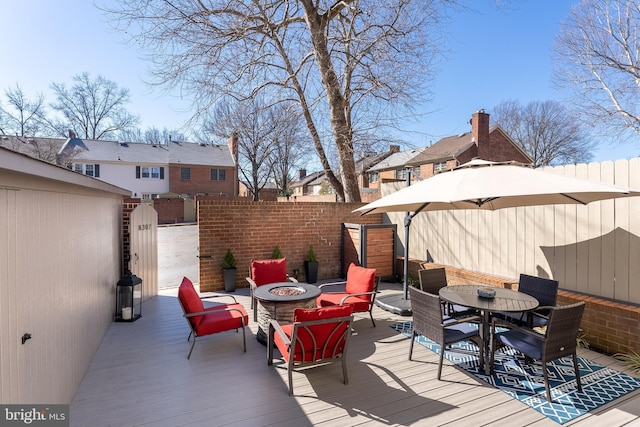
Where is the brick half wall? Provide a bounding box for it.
[197,200,382,292]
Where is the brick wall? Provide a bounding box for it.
[168,165,235,196]
[399,258,639,354]
[122,198,142,274]
[154,198,185,224]
[197,200,382,292]
[557,290,640,355]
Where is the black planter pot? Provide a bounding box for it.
[223,268,237,292]
[303,260,319,284]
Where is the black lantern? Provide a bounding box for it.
[115,272,142,322]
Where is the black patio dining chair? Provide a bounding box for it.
[493,274,559,328]
[418,268,477,319]
[408,286,483,380]
[490,301,586,403]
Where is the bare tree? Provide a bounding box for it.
[271,108,309,197]
[105,0,449,202]
[204,97,294,201]
[50,72,139,140]
[554,0,640,138]
[118,126,187,144]
[0,85,50,137]
[492,99,594,167]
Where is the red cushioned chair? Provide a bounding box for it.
[268,305,354,395]
[177,277,248,359]
[316,263,379,327]
[246,258,298,321]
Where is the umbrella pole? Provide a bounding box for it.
[403,170,412,300]
[403,212,410,300]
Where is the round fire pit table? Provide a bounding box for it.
[254,282,321,345]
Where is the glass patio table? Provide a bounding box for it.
[439,284,538,373]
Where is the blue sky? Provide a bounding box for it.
[1,1,638,162]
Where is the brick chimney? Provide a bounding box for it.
[389,144,401,153]
[470,109,490,147]
[298,169,307,179]
[68,130,76,138]
[227,132,239,197]
[227,132,238,161]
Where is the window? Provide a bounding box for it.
[434,161,447,173]
[413,166,421,179]
[395,168,407,180]
[74,164,99,177]
[369,172,379,183]
[136,166,164,179]
[181,167,191,180]
[210,169,227,181]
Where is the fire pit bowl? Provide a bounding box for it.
[269,286,306,297]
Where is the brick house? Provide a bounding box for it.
[289,169,325,197]
[239,180,279,201]
[406,109,532,179]
[167,136,238,198]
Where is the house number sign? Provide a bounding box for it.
[138,224,152,231]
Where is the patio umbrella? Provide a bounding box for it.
[354,159,640,307]
[356,159,640,215]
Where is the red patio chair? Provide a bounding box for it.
[246,258,298,321]
[316,263,379,327]
[268,305,354,395]
[177,277,248,359]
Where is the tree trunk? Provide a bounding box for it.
[301,0,361,203]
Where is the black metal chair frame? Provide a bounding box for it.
[318,276,380,327]
[268,314,354,395]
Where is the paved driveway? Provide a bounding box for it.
[158,224,198,288]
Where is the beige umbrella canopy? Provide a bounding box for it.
[354,159,640,311]
[355,159,640,216]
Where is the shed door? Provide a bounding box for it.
[130,204,158,300]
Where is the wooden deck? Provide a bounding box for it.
[70,283,640,427]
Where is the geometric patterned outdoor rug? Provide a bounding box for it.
[391,321,640,424]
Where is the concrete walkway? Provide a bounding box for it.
[158,223,198,289]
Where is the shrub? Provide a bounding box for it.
[222,249,236,269]
[271,245,283,259]
[305,245,317,262]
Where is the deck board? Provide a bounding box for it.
[70,283,640,427]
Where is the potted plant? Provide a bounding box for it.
[303,244,318,284]
[271,245,283,259]
[222,248,237,292]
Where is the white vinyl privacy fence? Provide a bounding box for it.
[382,159,640,305]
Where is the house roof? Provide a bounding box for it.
[1,135,235,168]
[355,151,396,174]
[168,141,235,167]
[367,147,427,172]
[290,171,324,188]
[408,131,477,165]
[61,138,169,164]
